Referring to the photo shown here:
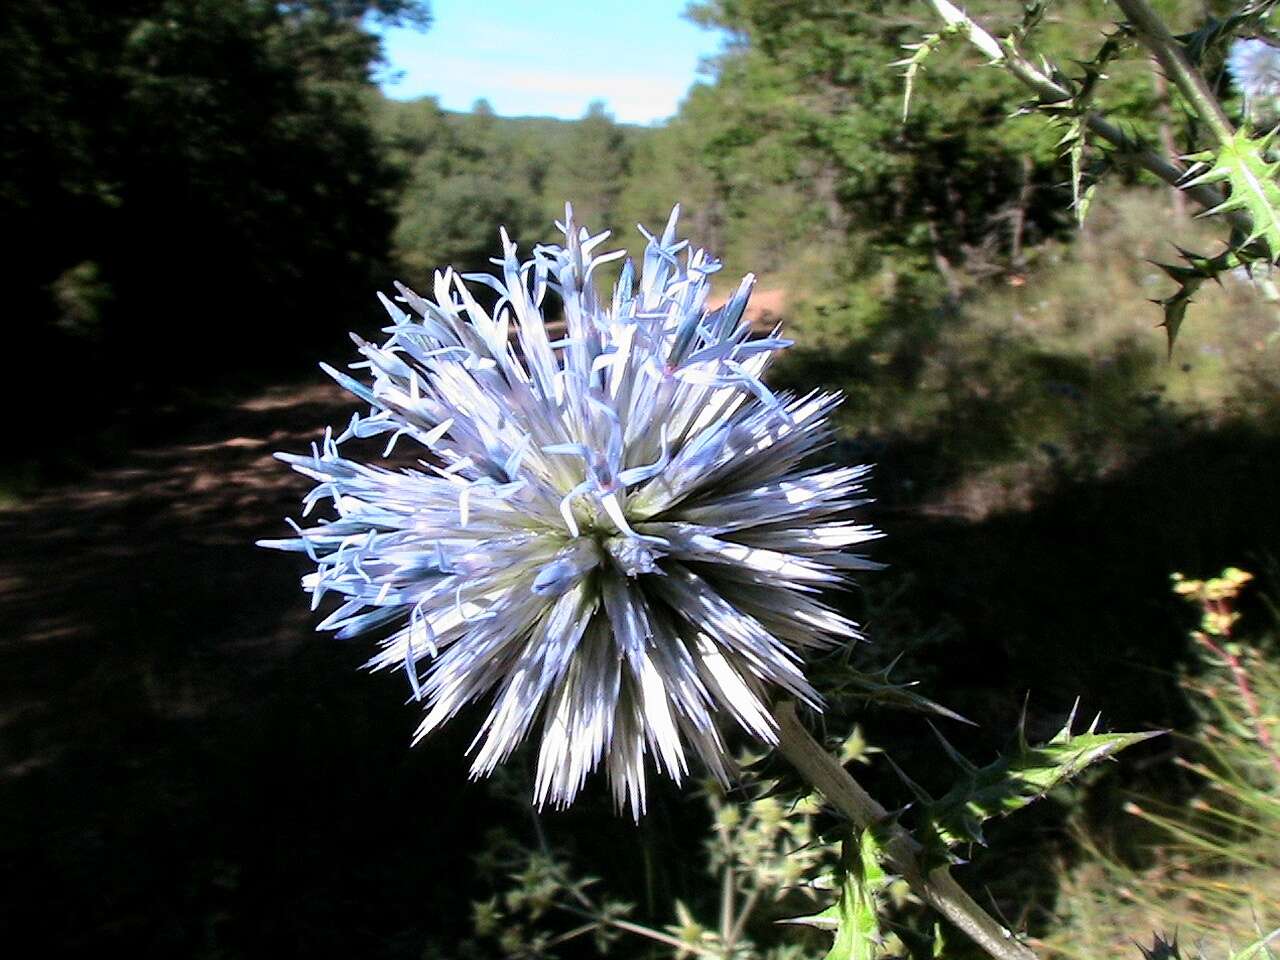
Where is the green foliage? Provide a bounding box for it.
[782,830,894,960]
[460,782,835,960]
[378,98,556,274]
[1155,128,1280,349]
[378,97,641,279]
[12,2,1279,955]
[0,0,428,452]
[907,0,1280,346]
[459,702,1157,960]
[539,101,633,235]
[811,649,973,726]
[667,0,1236,359]
[1041,28,1131,227]
[904,713,1160,857]
[1184,128,1280,252]
[894,25,962,123]
[1153,246,1242,354]
[672,0,1162,313]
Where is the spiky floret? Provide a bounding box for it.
[261,206,880,816]
[1227,36,1280,120]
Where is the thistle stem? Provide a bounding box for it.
[1111,0,1236,148]
[921,0,1247,231]
[771,702,1039,960]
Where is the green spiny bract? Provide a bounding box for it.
[895,707,1161,860]
[781,829,898,960]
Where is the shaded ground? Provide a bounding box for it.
[0,382,518,956]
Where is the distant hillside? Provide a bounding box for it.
[371,94,656,279]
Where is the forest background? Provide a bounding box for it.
[1,1,1277,957]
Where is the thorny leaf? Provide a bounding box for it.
[829,663,972,725]
[894,25,962,122]
[1044,30,1128,227]
[780,830,893,960]
[1057,116,1089,224]
[1153,245,1242,353]
[1183,128,1280,256]
[898,705,1162,859]
[1180,2,1280,65]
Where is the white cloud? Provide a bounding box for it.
[376,3,724,124]
[382,54,688,122]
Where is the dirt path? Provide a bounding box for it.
[0,381,508,954]
[0,381,347,770]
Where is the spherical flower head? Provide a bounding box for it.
[1227,36,1280,120]
[261,206,881,816]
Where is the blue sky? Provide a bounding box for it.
[375,1,727,124]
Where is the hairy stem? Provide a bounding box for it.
[725,887,759,950]
[720,853,735,946]
[772,702,1039,960]
[921,0,1248,232]
[540,921,599,950]
[605,916,721,958]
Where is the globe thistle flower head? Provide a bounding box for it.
[261,206,880,817]
[1227,36,1280,121]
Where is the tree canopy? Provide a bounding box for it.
[2,0,429,452]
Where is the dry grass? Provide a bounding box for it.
[1041,574,1280,960]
